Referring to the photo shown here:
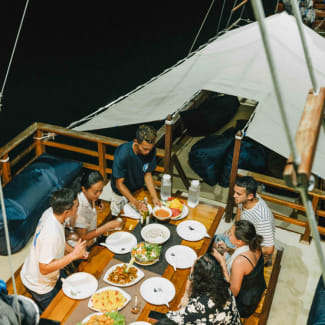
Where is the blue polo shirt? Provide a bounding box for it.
[111,141,157,195]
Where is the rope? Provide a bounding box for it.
[226,0,239,29]
[0,0,30,112]
[188,0,216,55]
[216,0,227,35]
[0,178,21,325]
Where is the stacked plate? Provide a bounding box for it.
[101,231,137,254]
[165,245,197,269]
[176,220,210,241]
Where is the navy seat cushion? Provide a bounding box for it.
[189,128,236,186]
[0,154,82,255]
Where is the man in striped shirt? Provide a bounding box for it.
[234,176,275,257]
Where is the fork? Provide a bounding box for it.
[153,288,169,307]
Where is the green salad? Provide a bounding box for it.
[132,242,161,263]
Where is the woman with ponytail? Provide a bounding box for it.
[212,220,266,318]
[71,170,124,246]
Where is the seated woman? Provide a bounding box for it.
[212,220,266,318]
[71,170,124,246]
[166,253,241,324]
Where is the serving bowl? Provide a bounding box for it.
[152,206,172,222]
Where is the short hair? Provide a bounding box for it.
[136,125,157,144]
[50,188,77,215]
[236,176,258,197]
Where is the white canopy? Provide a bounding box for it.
[72,13,325,179]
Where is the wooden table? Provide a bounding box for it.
[41,190,224,324]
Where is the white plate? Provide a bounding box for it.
[129,322,151,325]
[165,245,197,269]
[141,223,170,244]
[88,286,131,312]
[122,203,152,219]
[140,277,175,306]
[103,263,144,287]
[62,272,98,300]
[176,220,209,241]
[102,231,137,254]
[171,204,189,221]
[80,312,103,324]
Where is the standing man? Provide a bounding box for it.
[109,124,161,216]
[20,188,88,312]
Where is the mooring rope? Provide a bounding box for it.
[0,0,30,113]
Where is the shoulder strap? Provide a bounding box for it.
[239,254,254,267]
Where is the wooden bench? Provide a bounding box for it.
[241,248,283,325]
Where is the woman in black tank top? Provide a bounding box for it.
[212,220,266,318]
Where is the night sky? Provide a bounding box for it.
[0,0,276,147]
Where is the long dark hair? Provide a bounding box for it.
[190,253,231,309]
[71,169,103,194]
[234,220,263,251]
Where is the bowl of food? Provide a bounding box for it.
[152,206,172,222]
[141,224,170,245]
[131,242,161,265]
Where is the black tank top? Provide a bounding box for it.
[235,254,267,318]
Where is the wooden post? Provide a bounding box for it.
[164,114,173,175]
[224,131,243,222]
[97,142,107,182]
[301,195,319,244]
[1,154,11,185]
[284,88,325,187]
[34,129,45,156]
[172,154,190,190]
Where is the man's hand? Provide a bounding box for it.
[71,239,88,260]
[152,197,161,207]
[135,200,147,211]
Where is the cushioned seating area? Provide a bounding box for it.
[0,153,82,255]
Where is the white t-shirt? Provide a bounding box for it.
[20,208,65,294]
[240,195,275,247]
[75,192,97,232]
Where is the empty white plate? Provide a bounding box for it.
[140,277,175,306]
[165,245,197,269]
[101,231,137,254]
[141,223,170,244]
[176,220,209,241]
[129,322,151,325]
[62,272,98,300]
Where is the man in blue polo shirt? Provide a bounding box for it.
[109,125,161,216]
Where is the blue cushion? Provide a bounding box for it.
[0,153,82,255]
[24,153,82,187]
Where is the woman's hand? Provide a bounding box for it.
[212,247,226,265]
[177,293,189,309]
[108,218,124,230]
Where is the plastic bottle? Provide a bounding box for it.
[187,180,200,208]
[160,174,172,201]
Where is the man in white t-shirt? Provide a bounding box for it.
[20,188,88,312]
[213,176,275,261]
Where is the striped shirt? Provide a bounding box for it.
[240,195,275,247]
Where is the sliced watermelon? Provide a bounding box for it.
[171,208,181,217]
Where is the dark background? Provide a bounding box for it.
[0,0,277,147]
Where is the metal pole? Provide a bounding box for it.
[0,178,21,325]
[250,0,299,164]
[298,186,325,287]
[289,0,319,94]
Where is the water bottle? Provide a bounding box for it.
[160,174,172,201]
[187,180,200,208]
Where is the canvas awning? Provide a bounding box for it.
[71,13,325,179]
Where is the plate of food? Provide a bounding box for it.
[103,263,144,287]
[141,223,170,244]
[79,311,125,324]
[165,197,188,220]
[131,242,161,265]
[88,286,131,312]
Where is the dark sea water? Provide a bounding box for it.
[0,0,276,147]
